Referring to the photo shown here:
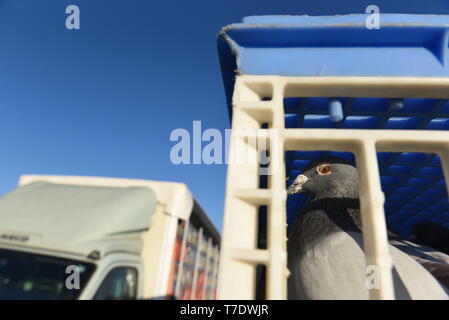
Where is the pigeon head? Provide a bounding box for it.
[287,156,359,200]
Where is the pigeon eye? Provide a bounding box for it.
[317,164,332,175]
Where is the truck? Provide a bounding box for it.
[0,175,220,300]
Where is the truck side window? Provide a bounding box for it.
[93,267,137,300]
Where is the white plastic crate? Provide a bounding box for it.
[217,75,449,300]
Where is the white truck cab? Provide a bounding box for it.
[0,175,220,300]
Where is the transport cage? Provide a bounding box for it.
[0,175,220,300]
[217,14,449,300]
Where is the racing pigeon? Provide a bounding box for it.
[286,156,449,300]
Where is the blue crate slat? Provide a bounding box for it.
[218,14,449,238]
[219,15,449,93]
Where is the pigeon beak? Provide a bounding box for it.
[287,174,309,195]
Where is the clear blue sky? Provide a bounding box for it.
[1,0,449,231]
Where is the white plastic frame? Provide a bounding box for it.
[217,75,449,300]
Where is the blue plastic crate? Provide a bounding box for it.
[218,14,449,238]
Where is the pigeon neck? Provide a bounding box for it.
[307,197,362,227]
[294,197,363,252]
[309,188,359,202]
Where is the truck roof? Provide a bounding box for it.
[0,180,157,257]
[19,175,195,221]
[0,175,201,257]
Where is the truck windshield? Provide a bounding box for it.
[0,247,95,299]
